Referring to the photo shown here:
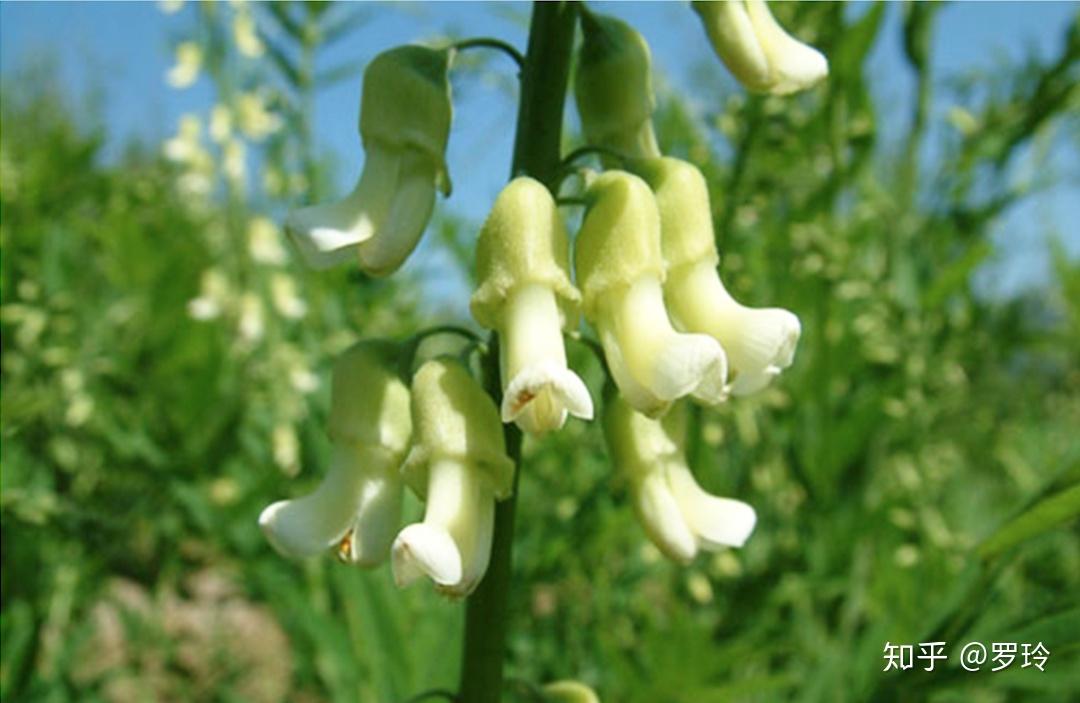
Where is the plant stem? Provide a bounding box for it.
[457,4,579,702]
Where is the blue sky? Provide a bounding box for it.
[2,1,1077,298]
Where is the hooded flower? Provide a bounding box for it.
[692,0,828,95]
[576,171,728,417]
[632,156,800,395]
[604,395,756,564]
[393,359,514,598]
[259,341,411,566]
[471,177,593,435]
[574,12,661,161]
[286,45,453,275]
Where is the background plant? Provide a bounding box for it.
[2,2,1078,702]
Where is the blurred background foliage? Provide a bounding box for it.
[2,2,1079,702]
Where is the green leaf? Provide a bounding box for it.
[977,483,1080,560]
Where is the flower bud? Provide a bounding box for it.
[393,359,514,597]
[574,13,660,160]
[576,171,727,416]
[604,396,756,564]
[692,0,828,95]
[286,45,453,275]
[542,680,601,703]
[633,157,800,395]
[471,177,593,435]
[259,341,411,566]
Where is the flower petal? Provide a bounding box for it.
[258,445,368,558]
[341,473,403,567]
[632,470,698,564]
[356,151,436,277]
[746,0,828,95]
[285,145,399,269]
[666,462,757,549]
[391,523,463,587]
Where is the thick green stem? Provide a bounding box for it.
[457,4,579,702]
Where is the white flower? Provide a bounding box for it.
[270,274,307,319]
[286,45,453,277]
[287,146,438,274]
[166,42,202,89]
[247,217,287,265]
[236,93,281,141]
[576,171,728,417]
[260,342,412,566]
[232,10,264,58]
[605,397,756,564]
[631,157,800,396]
[693,0,828,95]
[392,359,514,597]
[471,177,593,435]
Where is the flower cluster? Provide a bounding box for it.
[261,2,825,594]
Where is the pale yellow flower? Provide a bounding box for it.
[166,42,202,89]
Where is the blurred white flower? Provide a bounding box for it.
[158,0,184,15]
[223,138,247,187]
[272,423,299,477]
[247,217,286,265]
[237,292,264,343]
[187,269,230,320]
[236,93,282,141]
[270,274,307,320]
[166,42,203,89]
[66,395,94,427]
[209,104,233,143]
[163,115,203,162]
[289,365,319,394]
[233,10,264,58]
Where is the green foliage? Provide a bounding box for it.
[2,3,1079,702]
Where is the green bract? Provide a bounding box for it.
[574,12,661,160]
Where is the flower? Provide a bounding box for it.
[604,396,756,564]
[393,358,514,597]
[574,12,660,160]
[471,177,593,435]
[166,41,202,89]
[632,156,800,395]
[692,0,828,95]
[259,341,412,566]
[576,171,728,417]
[286,45,453,276]
[232,9,264,58]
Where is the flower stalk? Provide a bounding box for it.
[458,3,579,701]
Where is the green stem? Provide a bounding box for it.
[452,37,526,69]
[457,4,579,702]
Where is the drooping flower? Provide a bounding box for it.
[631,156,800,395]
[575,171,728,417]
[692,0,828,95]
[604,395,756,564]
[259,341,411,566]
[286,45,453,276]
[393,359,514,598]
[574,12,660,161]
[471,177,593,435]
